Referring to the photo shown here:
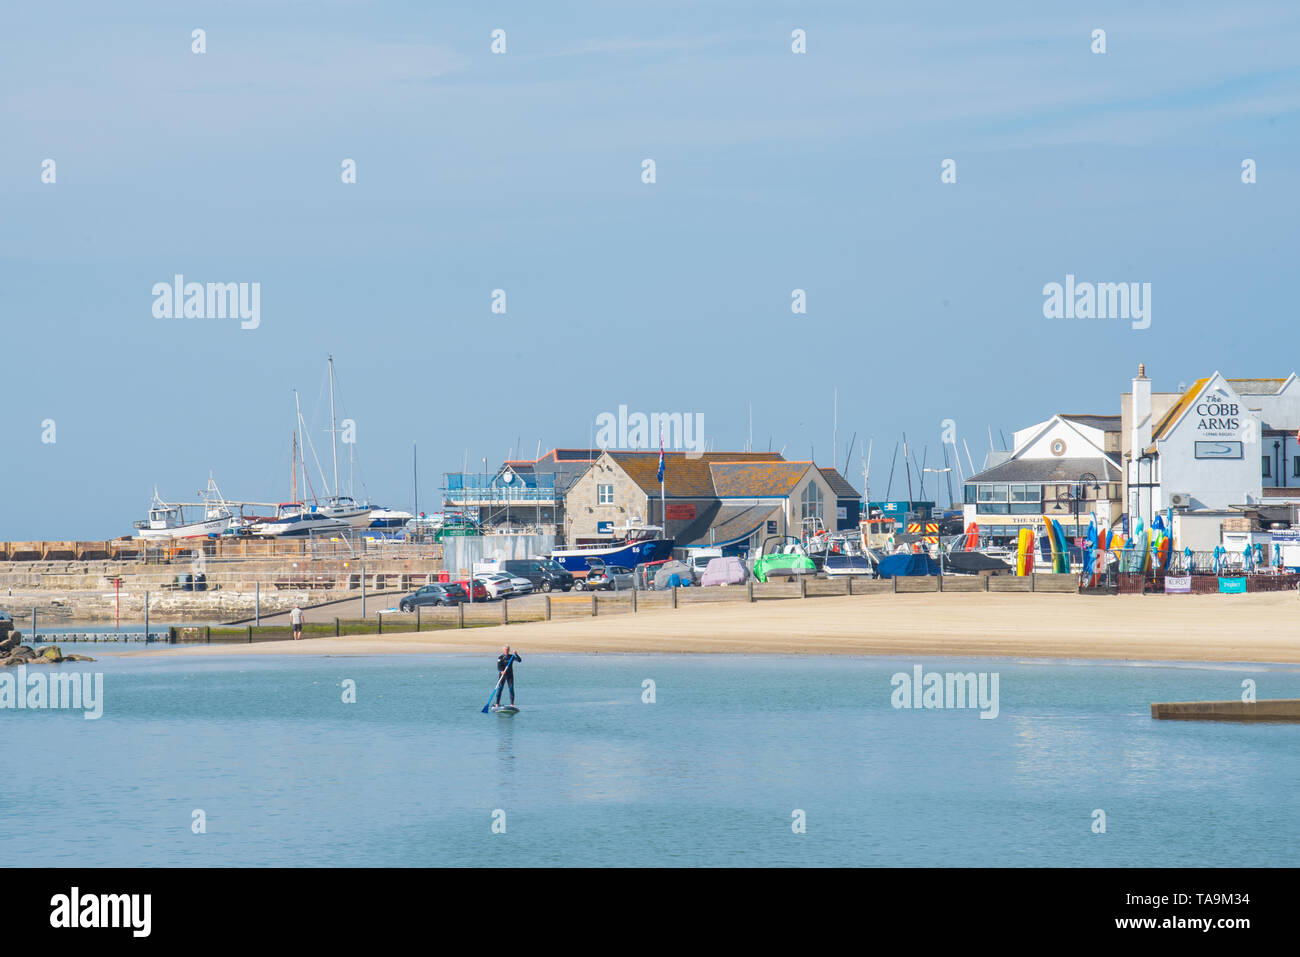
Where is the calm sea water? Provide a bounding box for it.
[3,648,1299,867]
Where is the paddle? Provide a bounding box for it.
[481,653,517,713]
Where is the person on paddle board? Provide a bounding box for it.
[495,645,520,708]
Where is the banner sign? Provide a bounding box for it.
[1164,575,1191,594]
[1218,577,1247,594]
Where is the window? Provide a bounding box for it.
[801,481,824,523]
[1010,484,1040,502]
[598,484,614,505]
[1293,456,1300,478]
[1262,457,1272,478]
[976,484,1009,514]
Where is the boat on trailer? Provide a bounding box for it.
[822,536,877,577]
[751,535,817,582]
[551,522,675,574]
[249,502,350,538]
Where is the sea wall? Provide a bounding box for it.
[0,555,445,623]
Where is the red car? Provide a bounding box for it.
[454,579,491,601]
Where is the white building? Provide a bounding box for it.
[963,365,1300,554]
[961,413,1123,545]
[1123,366,1300,551]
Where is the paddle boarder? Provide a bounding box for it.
[495,645,521,708]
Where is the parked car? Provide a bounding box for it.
[477,573,516,600]
[501,558,574,593]
[688,549,722,576]
[478,573,534,598]
[577,559,635,591]
[454,579,490,602]
[398,583,465,611]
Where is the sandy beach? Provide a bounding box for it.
[129,591,1300,663]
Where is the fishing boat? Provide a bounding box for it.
[132,477,235,540]
[551,522,675,574]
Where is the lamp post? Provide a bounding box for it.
[1075,472,1100,571]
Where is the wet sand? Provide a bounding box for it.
[128,591,1300,663]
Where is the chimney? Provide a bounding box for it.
[1131,363,1152,456]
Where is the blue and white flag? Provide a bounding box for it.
[656,432,665,483]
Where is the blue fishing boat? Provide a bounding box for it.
[550,523,675,574]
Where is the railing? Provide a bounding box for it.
[443,472,560,505]
[444,487,559,504]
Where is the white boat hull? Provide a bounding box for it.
[136,515,232,541]
[314,506,373,530]
[250,516,350,538]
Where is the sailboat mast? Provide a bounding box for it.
[832,388,837,470]
[294,389,308,502]
[328,355,339,498]
[291,431,297,503]
[902,433,915,507]
[863,438,872,510]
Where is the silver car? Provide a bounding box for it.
[579,562,635,591]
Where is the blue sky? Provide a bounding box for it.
[2,1,1297,538]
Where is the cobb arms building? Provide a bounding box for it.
[961,365,1300,551]
[1123,367,1300,550]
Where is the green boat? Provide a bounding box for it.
[751,536,817,583]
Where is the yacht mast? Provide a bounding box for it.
[294,390,308,502]
[328,355,339,499]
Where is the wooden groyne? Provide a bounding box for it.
[1151,699,1300,722]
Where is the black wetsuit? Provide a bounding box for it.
[495,652,520,706]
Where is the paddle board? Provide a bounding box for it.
[493,705,520,715]
[1016,527,1034,576]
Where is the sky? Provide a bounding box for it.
[1,1,1297,538]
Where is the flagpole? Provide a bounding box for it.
[658,431,666,535]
